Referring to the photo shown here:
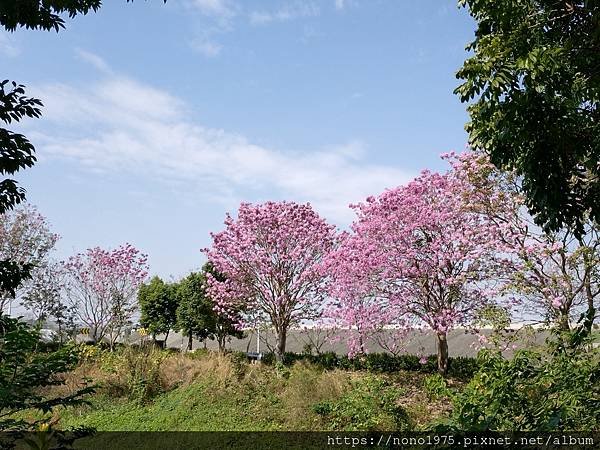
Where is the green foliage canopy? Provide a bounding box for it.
[176,272,215,344]
[175,265,243,351]
[456,0,600,233]
[138,276,179,339]
[0,1,166,32]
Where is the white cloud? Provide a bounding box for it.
[185,0,237,56]
[189,0,236,20]
[0,31,19,57]
[75,49,113,74]
[28,53,413,224]
[249,2,320,25]
[334,0,357,11]
[190,37,222,57]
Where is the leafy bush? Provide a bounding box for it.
[256,351,478,379]
[312,375,411,431]
[446,356,480,380]
[447,347,600,431]
[100,346,165,403]
[0,313,95,433]
[77,344,101,362]
[273,361,291,379]
[35,340,63,353]
[123,347,164,402]
[423,373,452,400]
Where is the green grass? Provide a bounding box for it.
[59,381,280,431]
[26,349,454,433]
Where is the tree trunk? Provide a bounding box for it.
[275,327,287,362]
[246,331,252,353]
[584,268,595,335]
[436,332,449,376]
[217,334,226,353]
[164,329,170,348]
[579,237,595,334]
[57,319,63,345]
[187,332,193,351]
[558,311,571,332]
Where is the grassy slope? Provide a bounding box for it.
[59,382,277,431]
[46,350,453,432]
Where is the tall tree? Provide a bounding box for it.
[0,1,167,307]
[456,0,600,234]
[0,82,42,307]
[64,244,148,346]
[204,201,336,362]
[451,151,600,331]
[175,272,215,351]
[201,262,244,352]
[0,204,59,312]
[138,276,178,344]
[325,157,514,375]
[0,0,160,437]
[19,261,68,326]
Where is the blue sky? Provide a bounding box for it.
[1,0,475,280]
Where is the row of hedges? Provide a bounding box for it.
[250,351,479,380]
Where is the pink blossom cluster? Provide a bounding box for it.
[65,244,148,298]
[321,156,514,355]
[203,201,337,346]
[448,151,599,327]
[202,151,599,359]
[64,243,149,342]
[0,204,60,310]
[0,204,59,266]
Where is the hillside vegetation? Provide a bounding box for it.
[29,347,455,432]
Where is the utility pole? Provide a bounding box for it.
[257,327,260,354]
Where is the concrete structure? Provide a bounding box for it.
[123,327,551,357]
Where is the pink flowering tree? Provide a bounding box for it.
[513,225,600,331]
[0,204,59,312]
[321,243,413,357]
[451,151,600,332]
[326,163,514,375]
[204,201,336,362]
[64,243,149,347]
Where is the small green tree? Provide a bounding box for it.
[176,267,243,352]
[175,272,213,351]
[138,276,179,345]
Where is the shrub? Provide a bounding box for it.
[0,313,95,436]
[100,346,165,403]
[280,364,350,429]
[273,361,291,379]
[446,356,479,380]
[35,340,63,353]
[422,373,452,400]
[258,351,479,379]
[77,344,101,362]
[447,347,600,431]
[312,375,411,431]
